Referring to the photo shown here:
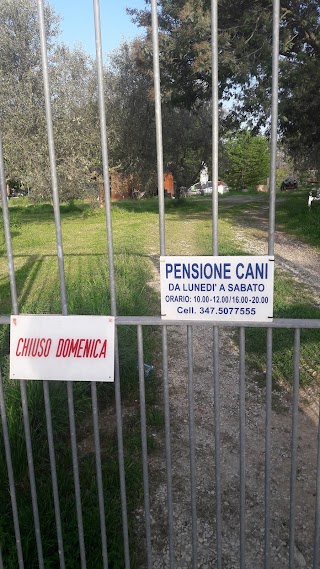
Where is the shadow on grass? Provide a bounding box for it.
[0,247,160,568]
[113,195,273,228]
[1,201,96,227]
[113,196,213,218]
[0,255,46,315]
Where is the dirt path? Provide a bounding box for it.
[137,203,319,569]
[144,328,318,569]
[232,202,320,302]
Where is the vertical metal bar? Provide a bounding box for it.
[37,0,67,313]
[137,326,153,569]
[114,334,131,568]
[268,0,280,256]
[151,0,166,255]
[239,327,246,568]
[37,3,87,567]
[92,0,117,316]
[264,328,273,569]
[66,383,87,569]
[43,382,65,569]
[19,382,45,568]
[0,371,24,569]
[0,134,18,312]
[92,2,131,566]
[211,2,222,565]
[1,133,44,569]
[91,382,109,569]
[265,0,279,562]
[313,404,320,569]
[187,326,198,568]
[150,2,174,566]
[211,0,219,255]
[289,329,300,568]
[162,326,175,568]
[213,326,222,569]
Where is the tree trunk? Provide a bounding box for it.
[97,176,105,207]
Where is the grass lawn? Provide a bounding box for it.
[0,193,319,567]
[0,200,161,568]
[276,189,320,246]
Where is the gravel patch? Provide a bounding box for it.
[232,205,320,303]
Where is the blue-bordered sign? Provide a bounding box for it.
[160,256,274,322]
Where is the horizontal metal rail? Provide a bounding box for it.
[115,317,320,328]
[1,315,319,329]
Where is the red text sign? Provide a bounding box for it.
[10,315,115,381]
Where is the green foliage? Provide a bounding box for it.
[0,1,218,201]
[130,0,320,173]
[106,43,217,191]
[0,0,100,203]
[0,0,58,192]
[106,43,157,194]
[162,102,216,188]
[223,131,270,190]
[279,55,320,172]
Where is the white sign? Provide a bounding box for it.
[160,256,274,322]
[10,315,115,381]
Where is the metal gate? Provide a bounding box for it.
[0,0,320,568]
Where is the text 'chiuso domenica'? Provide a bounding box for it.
[15,337,108,359]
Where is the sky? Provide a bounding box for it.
[50,0,146,57]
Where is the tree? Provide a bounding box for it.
[278,57,320,172]
[105,41,158,194]
[49,45,100,201]
[223,131,270,190]
[129,0,320,172]
[128,0,274,107]
[0,0,101,202]
[162,103,231,188]
[0,0,59,194]
[106,41,218,193]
